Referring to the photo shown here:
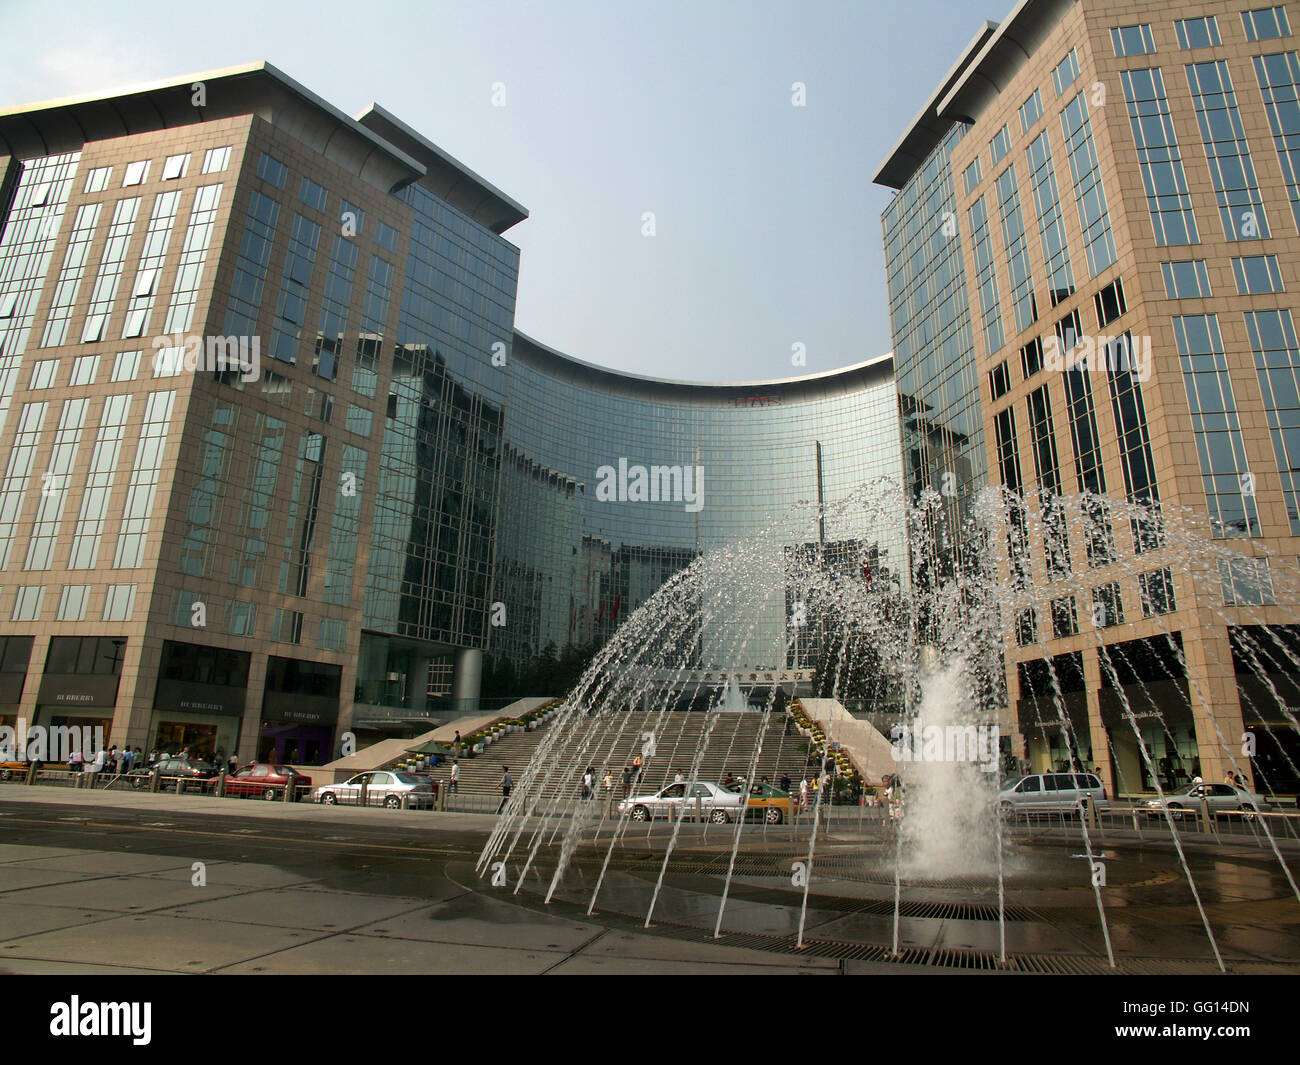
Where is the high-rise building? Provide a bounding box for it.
[876,0,1300,793]
[0,63,904,766]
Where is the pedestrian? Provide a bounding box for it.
[453,731,462,759]
[632,752,644,781]
[70,748,84,772]
[622,764,633,796]
[581,766,594,800]
[780,773,791,793]
[602,769,613,796]
[496,766,512,814]
[450,759,459,794]
[90,747,106,781]
[799,777,809,809]
[673,769,684,785]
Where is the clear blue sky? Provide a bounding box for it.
[0,0,997,382]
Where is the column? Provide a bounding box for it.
[451,647,481,715]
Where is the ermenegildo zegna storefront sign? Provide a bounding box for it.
[152,679,247,718]
[35,674,121,708]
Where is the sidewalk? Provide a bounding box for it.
[0,783,502,833]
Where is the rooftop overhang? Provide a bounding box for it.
[512,331,894,405]
[871,21,999,190]
[0,62,526,224]
[936,0,1077,125]
[355,104,528,235]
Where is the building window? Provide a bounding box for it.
[1053,49,1081,96]
[122,160,149,186]
[111,349,141,382]
[56,585,90,622]
[29,360,58,389]
[299,176,328,211]
[1060,92,1117,277]
[997,164,1039,332]
[102,585,136,621]
[1243,6,1291,41]
[1091,583,1124,628]
[1121,68,1200,246]
[83,166,110,193]
[70,354,98,386]
[1051,596,1078,638]
[990,124,1011,165]
[1186,61,1269,241]
[1232,254,1284,294]
[1015,607,1037,647]
[989,360,1011,400]
[1021,337,1044,378]
[1019,89,1043,133]
[1161,259,1211,298]
[1175,16,1221,48]
[1139,569,1176,616]
[1219,557,1274,605]
[963,157,982,196]
[970,195,1004,353]
[202,147,231,174]
[1245,308,1300,533]
[161,153,189,180]
[1094,278,1127,327]
[11,586,44,622]
[1111,24,1157,57]
[257,152,288,189]
[1026,131,1075,306]
[376,220,398,252]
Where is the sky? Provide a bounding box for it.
[0,0,997,383]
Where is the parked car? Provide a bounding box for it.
[224,763,312,801]
[999,772,1109,814]
[1144,782,1270,817]
[740,780,792,823]
[619,781,745,823]
[0,759,31,780]
[129,757,216,791]
[312,770,435,809]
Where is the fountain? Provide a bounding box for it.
[476,480,1300,972]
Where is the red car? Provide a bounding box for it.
[223,763,312,801]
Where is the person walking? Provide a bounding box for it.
[799,777,809,810]
[449,759,459,794]
[602,769,613,797]
[581,766,594,800]
[632,752,644,782]
[622,764,633,797]
[453,731,462,759]
[496,766,512,813]
[673,769,684,785]
[780,773,791,794]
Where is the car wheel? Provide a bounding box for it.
[764,806,783,824]
[630,805,650,822]
[262,787,278,801]
[1168,802,1183,810]
[320,792,338,805]
[0,769,11,781]
[710,809,730,824]
[1242,803,1256,813]
[999,801,1014,815]
[384,795,401,809]
[131,777,144,790]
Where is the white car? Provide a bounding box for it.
[313,770,435,809]
[618,781,745,823]
[1144,782,1270,816]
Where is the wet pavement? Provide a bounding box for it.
[0,785,1297,973]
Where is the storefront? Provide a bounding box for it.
[0,635,33,733]
[149,641,251,765]
[259,656,340,765]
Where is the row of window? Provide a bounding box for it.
[1111,8,1290,58]
[9,583,136,622]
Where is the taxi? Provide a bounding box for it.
[743,780,792,824]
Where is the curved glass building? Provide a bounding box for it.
[494,335,904,675]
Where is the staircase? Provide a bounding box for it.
[430,709,825,808]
